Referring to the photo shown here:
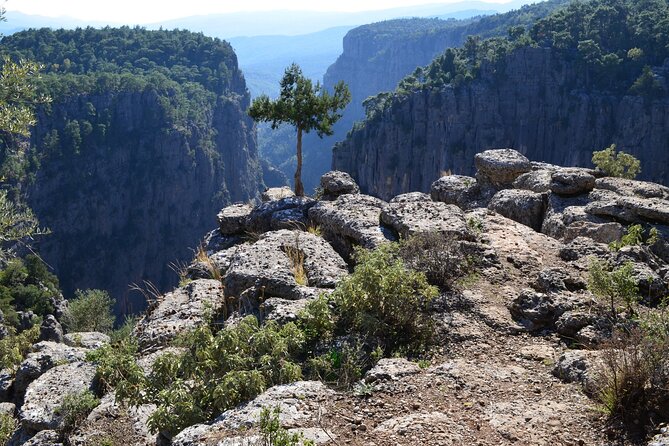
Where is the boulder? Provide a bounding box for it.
[172,381,335,445]
[390,192,431,203]
[595,177,669,199]
[364,358,421,383]
[261,187,295,202]
[320,170,360,199]
[513,169,552,193]
[20,430,63,446]
[20,361,97,432]
[14,342,87,403]
[550,168,596,196]
[559,237,611,262]
[555,311,597,338]
[563,221,625,244]
[217,204,254,235]
[224,230,348,305]
[430,175,481,209]
[488,189,546,231]
[246,197,316,234]
[38,316,63,344]
[474,149,531,187]
[552,350,601,393]
[533,268,587,293]
[587,195,669,225]
[509,289,583,331]
[134,279,225,351]
[380,199,473,239]
[63,332,110,350]
[0,402,14,415]
[260,297,310,324]
[202,229,241,254]
[308,194,396,259]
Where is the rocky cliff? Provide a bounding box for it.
[26,88,261,314]
[333,47,669,200]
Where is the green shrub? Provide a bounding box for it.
[258,406,315,446]
[0,324,39,370]
[609,224,659,251]
[0,413,16,446]
[397,232,475,290]
[331,244,438,354]
[55,390,100,432]
[62,289,115,333]
[588,259,639,320]
[307,343,365,388]
[592,144,641,179]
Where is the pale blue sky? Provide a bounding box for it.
[4,0,513,23]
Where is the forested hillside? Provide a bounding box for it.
[0,27,263,313]
[262,0,569,193]
[334,0,669,199]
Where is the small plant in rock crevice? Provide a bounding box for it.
[55,390,100,433]
[588,258,639,321]
[609,224,659,251]
[257,406,315,446]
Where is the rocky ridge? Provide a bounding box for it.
[2,150,669,445]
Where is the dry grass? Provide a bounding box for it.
[283,235,308,286]
[195,244,223,282]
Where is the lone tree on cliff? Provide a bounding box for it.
[248,63,350,196]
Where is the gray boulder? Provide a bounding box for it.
[563,221,625,244]
[587,195,669,225]
[14,342,87,403]
[224,230,347,306]
[20,362,97,432]
[390,192,431,203]
[555,311,597,338]
[509,289,583,331]
[246,197,316,234]
[430,175,482,209]
[514,169,552,193]
[134,279,225,352]
[38,316,63,344]
[488,189,546,231]
[595,177,669,199]
[261,187,295,202]
[552,350,600,393]
[172,381,334,446]
[320,170,360,199]
[559,237,611,262]
[550,168,596,196]
[18,430,63,446]
[260,298,310,324]
[533,268,587,294]
[217,204,254,235]
[0,402,15,415]
[380,199,473,239]
[474,149,531,187]
[63,332,109,350]
[308,194,396,259]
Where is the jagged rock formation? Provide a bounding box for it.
[334,47,669,200]
[3,149,669,445]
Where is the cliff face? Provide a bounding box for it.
[27,88,261,314]
[333,47,669,200]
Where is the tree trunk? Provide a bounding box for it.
[294,127,304,196]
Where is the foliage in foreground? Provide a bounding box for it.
[55,390,100,433]
[258,406,315,446]
[62,289,115,333]
[0,413,16,446]
[0,324,39,370]
[588,259,639,321]
[592,144,641,179]
[88,243,438,436]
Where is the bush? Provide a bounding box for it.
[592,144,641,179]
[397,232,474,290]
[258,406,315,446]
[0,413,16,446]
[55,390,100,432]
[0,324,39,370]
[62,289,115,333]
[609,224,659,251]
[330,243,438,354]
[588,259,639,320]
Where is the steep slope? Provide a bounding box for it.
[286,0,569,192]
[333,0,669,199]
[0,28,263,313]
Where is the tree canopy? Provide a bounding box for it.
[249,63,350,196]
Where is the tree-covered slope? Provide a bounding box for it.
[0,27,263,313]
[334,0,669,199]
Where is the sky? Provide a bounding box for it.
[3,0,513,24]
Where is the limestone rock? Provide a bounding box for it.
[134,279,225,351]
[552,350,601,393]
[364,358,421,383]
[260,298,310,324]
[261,187,295,202]
[509,289,583,331]
[533,268,587,293]
[430,175,481,209]
[475,149,531,187]
[563,220,625,244]
[38,316,63,344]
[217,204,253,235]
[587,195,669,225]
[559,237,610,262]
[21,430,63,446]
[380,199,473,239]
[246,197,316,233]
[555,311,597,338]
[20,361,97,432]
[224,230,347,305]
[390,192,431,203]
[595,177,669,199]
[550,168,596,196]
[172,381,334,445]
[63,332,110,350]
[14,342,87,403]
[308,194,396,259]
[513,169,552,193]
[488,189,546,231]
[320,170,360,199]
